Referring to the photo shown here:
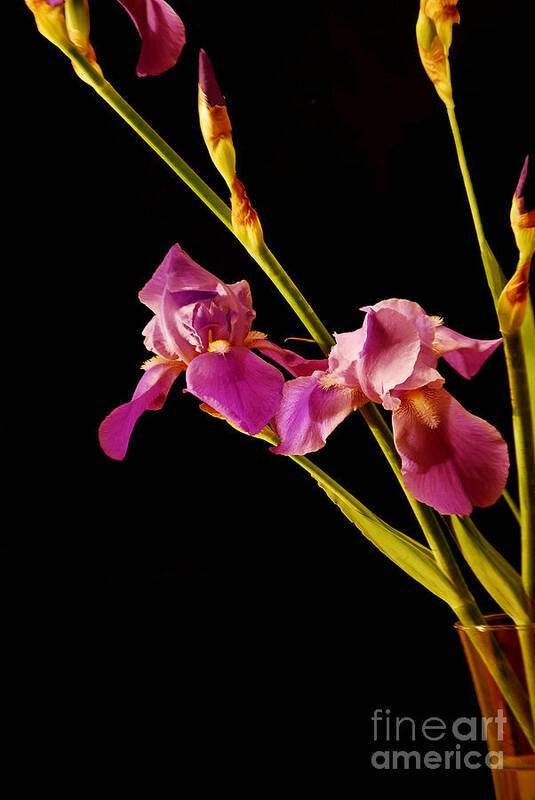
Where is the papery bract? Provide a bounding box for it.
[273,298,508,515]
[99,244,325,460]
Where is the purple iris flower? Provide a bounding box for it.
[272,298,508,516]
[99,244,326,460]
[44,0,186,76]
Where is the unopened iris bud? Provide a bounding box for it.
[416,0,459,108]
[26,0,102,82]
[25,0,71,50]
[230,176,264,253]
[198,49,237,188]
[511,156,535,264]
[65,0,90,51]
[498,158,534,334]
[198,49,264,253]
[498,260,531,334]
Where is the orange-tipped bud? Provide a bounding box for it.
[230,177,264,253]
[25,0,71,50]
[416,0,459,108]
[498,260,532,334]
[198,49,264,252]
[198,49,237,187]
[25,0,102,82]
[422,0,460,55]
[511,156,535,264]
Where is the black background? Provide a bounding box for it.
[10,0,534,794]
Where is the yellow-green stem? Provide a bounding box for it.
[502,331,535,601]
[446,106,507,306]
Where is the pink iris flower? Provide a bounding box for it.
[45,0,186,76]
[99,244,326,460]
[272,298,509,516]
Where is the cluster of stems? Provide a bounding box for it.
[33,26,534,749]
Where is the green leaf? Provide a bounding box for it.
[480,239,507,308]
[451,516,533,624]
[314,479,462,607]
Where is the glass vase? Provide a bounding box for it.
[456,614,535,800]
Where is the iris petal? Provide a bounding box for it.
[272,372,366,456]
[98,361,184,460]
[185,347,284,435]
[252,339,328,377]
[392,387,509,515]
[117,0,185,77]
[433,325,502,379]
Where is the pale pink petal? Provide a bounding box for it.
[392,387,509,515]
[433,326,502,379]
[99,361,184,460]
[117,0,186,77]
[357,307,422,407]
[185,347,284,434]
[271,371,366,456]
[328,329,366,386]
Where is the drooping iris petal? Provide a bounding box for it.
[185,346,284,435]
[271,372,366,456]
[252,339,328,377]
[433,325,502,379]
[99,360,184,460]
[117,0,185,77]
[392,387,509,515]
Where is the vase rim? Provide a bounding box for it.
[454,612,535,631]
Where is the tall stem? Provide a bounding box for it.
[503,331,535,601]
[445,106,507,307]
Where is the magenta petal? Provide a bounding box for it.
[44,0,65,5]
[434,326,502,379]
[185,347,284,434]
[252,339,328,377]
[199,49,225,106]
[117,0,186,77]
[99,361,183,460]
[272,372,364,456]
[392,387,509,515]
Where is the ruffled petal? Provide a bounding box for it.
[117,0,186,77]
[357,307,422,407]
[392,387,509,515]
[185,347,284,434]
[139,244,255,353]
[99,361,184,460]
[433,325,502,379]
[271,371,366,456]
[328,329,366,386]
[251,339,328,377]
